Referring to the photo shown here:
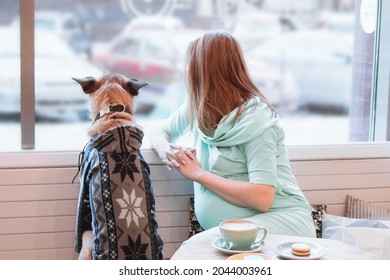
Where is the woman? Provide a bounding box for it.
[152,30,316,237]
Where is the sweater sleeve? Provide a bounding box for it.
[160,103,191,143]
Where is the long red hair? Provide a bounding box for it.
[185,30,275,136]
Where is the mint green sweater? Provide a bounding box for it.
[162,98,316,237]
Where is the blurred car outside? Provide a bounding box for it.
[0,27,102,121]
[12,10,91,56]
[91,28,206,115]
[92,31,177,85]
[92,28,205,84]
[247,30,353,114]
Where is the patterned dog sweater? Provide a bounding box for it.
[75,125,163,259]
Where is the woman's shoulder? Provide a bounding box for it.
[242,98,277,121]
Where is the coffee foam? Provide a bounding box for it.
[221,221,257,231]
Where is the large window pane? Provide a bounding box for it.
[0,2,21,151]
[1,0,388,151]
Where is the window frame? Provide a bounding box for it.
[0,142,389,169]
[372,0,390,141]
[20,0,35,149]
[1,0,389,165]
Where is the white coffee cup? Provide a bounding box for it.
[219,219,267,250]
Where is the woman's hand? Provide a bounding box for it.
[150,128,196,171]
[160,144,186,170]
[173,147,204,180]
[158,143,196,171]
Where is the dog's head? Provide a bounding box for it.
[72,73,147,122]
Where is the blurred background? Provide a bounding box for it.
[0,0,377,150]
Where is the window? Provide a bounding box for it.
[112,38,140,54]
[0,0,389,153]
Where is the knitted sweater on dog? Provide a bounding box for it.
[75,125,163,259]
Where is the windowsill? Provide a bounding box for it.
[286,142,390,161]
[0,142,389,169]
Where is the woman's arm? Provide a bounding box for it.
[150,104,195,170]
[174,148,275,212]
[150,128,176,170]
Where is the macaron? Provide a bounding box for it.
[291,242,311,256]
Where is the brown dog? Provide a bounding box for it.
[73,73,163,260]
[73,73,145,136]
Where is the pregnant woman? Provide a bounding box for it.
[152,30,316,239]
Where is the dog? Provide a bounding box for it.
[73,73,163,260]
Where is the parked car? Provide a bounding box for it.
[247,30,353,113]
[93,32,176,85]
[92,29,205,85]
[92,29,206,114]
[0,27,102,121]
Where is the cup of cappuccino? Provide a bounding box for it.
[219,219,267,251]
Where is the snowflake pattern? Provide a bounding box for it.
[111,153,139,182]
[116,189,145,227]
[121,234,149,260]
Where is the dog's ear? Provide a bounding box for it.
[72,77,99,94]
[124,79,148,96]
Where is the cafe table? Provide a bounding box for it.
[171,227,379,260]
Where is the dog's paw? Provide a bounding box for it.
[78,248,92,260]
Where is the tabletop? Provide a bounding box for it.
[171,227,379,260]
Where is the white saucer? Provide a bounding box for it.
[212,237,265,255]
[274,242,327,260]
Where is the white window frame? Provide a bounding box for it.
[1,0,389,168]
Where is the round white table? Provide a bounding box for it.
[171,227,379,260]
